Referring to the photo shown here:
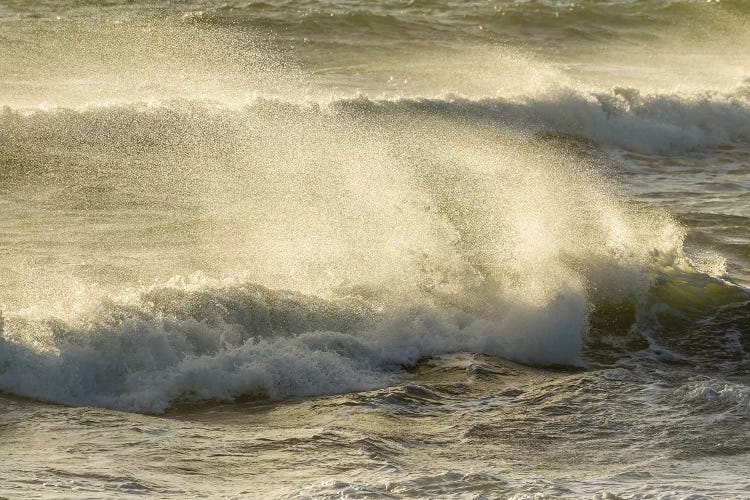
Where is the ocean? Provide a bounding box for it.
[1,0,750,498]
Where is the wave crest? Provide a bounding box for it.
[5,84,750,154]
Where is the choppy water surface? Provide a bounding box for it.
[1,1,750,498]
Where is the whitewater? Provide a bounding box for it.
[1,1,750,498]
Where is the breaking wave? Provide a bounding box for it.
[1,265,746,414]
[2,82,749,413]
[333,86,750,153]
[5,83,750,155]
[0,275,591,413]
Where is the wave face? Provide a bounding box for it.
[0,276,589,413]
[3,267,748,413]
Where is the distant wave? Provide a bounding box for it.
[153,0,750,45]
[330,86,750,154]
[4,84,750,154]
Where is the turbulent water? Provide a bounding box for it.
[1,1,750,498]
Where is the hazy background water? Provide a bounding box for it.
[1,1,750,498]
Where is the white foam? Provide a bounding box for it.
[0,276,590,413]
[0,255,679,413]
[674,379,750,415]
[330,86,750,154]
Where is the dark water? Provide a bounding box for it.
[1,1,750,498]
